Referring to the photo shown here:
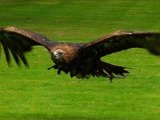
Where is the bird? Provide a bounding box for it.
[0,26,160,82]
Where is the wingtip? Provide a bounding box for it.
[149,48,160,56]
[148,36,160,55]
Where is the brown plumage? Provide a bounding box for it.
[1,26,160,82]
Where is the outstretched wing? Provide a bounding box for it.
[79,30,160,59]
[0,26,54,66]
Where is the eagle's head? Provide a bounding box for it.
[51,48,66,63]
[50,44,77,64]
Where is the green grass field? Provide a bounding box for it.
[0,0,160,120]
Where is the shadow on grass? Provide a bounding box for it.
[0,113,105,120]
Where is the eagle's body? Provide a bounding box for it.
[1,26,160,81]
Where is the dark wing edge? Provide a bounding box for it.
[79,30,160,59]
[0,26,54,66]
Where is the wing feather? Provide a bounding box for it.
[80,30,160,59]
[0,26,54,66]
[1,41,10,64]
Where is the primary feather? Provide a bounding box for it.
[0,26,53,66]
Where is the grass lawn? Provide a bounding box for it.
[0,0,160,120]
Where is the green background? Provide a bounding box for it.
[0,0,160,120]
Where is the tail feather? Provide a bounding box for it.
[95,61,129,82]
[102,62,129,75]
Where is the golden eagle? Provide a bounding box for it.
[0,26,160,81]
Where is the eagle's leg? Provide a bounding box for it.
[91,67,114,82]
[48,64,69,75]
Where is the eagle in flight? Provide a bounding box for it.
[0,26,160,82]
